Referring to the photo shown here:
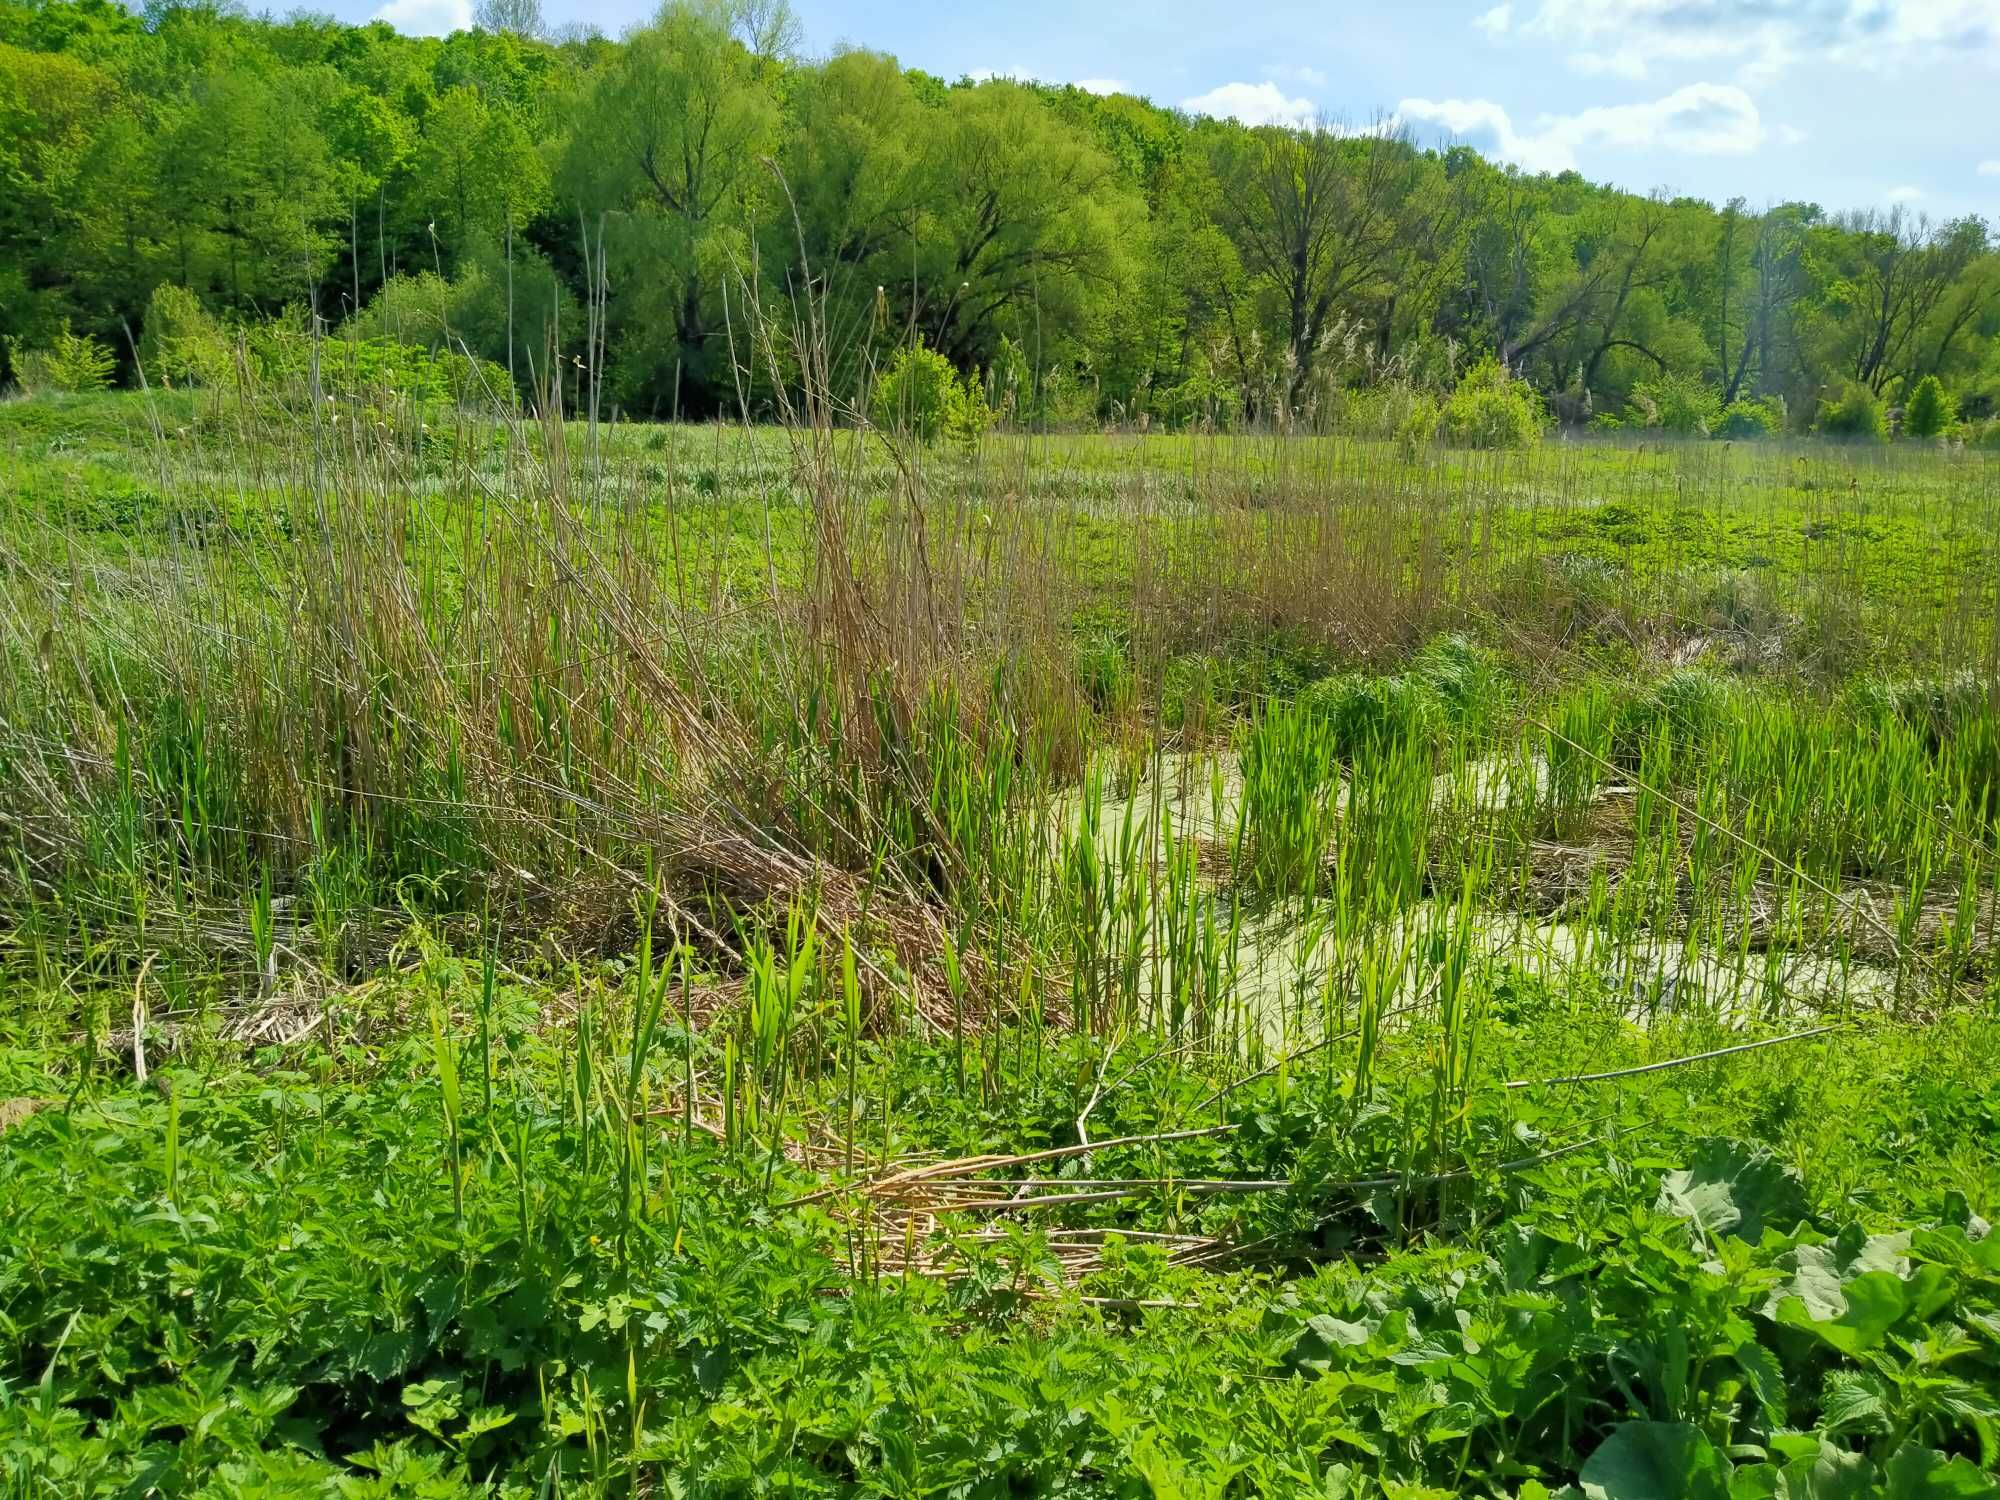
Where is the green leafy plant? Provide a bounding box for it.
[138,283,235,389]
[870,340,984,445]
[1715,396,1784,439]
[1903,374,1956,440]
[1819,380,1889,442]
[1631,371,1722,435]
[10,322,117,394]
[1438,356,1544,449]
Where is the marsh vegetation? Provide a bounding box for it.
[6,1,2000,1492]
[3,367,2000,1495]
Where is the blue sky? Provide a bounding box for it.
[358,0,2000,221]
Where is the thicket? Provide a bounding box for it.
[3,0,1999,431]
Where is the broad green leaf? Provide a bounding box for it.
[1771,1271,1908,1354]
[1763,1231,1911,1322]
[1658,1141,1809,1244]
[1580,1422,1732,1500]
[1733,1340,1787,1428]
[1287,1313,1377,1372]
[1778,1441,1878,1499]
[1881,1443,2000,1499]
[1817,1371,1891,1436]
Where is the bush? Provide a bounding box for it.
[870,342,984,446]
[9,322,117,394]
[1715,396,1783,439]
[248,321,511,417]
[944,372,993,451]
[1437,357,1543,450]
[1903,374,1956,439]
[1817,381,1887,442]
[1630,371,1720,435]
[139,283,235,389]
[1394,394,1441,458]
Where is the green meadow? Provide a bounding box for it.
[3,385,2000,1497]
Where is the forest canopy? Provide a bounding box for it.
[3,0,1999,432]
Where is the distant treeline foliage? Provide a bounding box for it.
[4,0,2000,433]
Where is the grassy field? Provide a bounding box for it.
[4,385,2000,1497]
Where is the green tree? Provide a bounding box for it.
[1209,122,1424,411]
[1902,373,1955,438]
[915,81,1141,396]
[152,69,343,313]
[560,3,777,412]
[0,42,123,378]
[769,48,929,402]
[412,85,547,256]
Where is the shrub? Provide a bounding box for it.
[1334,380,1428,442]
[1630,371,1720,435]
[870,341,983,445]
[943,370,993,451]
[1437,357,1543,450]
[1156,368,1237,430]
[1394,394,1440,458]
[1715,396,1783,439]
[139,283,235,389]
[1817,381,1887,442]
[245,322,510,417]
[10,322,117,394]
[352,270,454,348]
[1902,374,1955,439]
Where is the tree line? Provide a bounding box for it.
[4,0,1999,433]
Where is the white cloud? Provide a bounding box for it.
[1886,184,1926,202]
[1074,78,1131,95]
[1264,63,1329,87]
[1399,82,1764,174]
[1399,97,1575,172]
[1181,81,1318,127]
[370,0,469,35]
[1512,0,1995,82]
[1474,4,1513,35]
[1777,124,1809,146]
[1978,160,2000,176]
[1570,48,1651,78]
